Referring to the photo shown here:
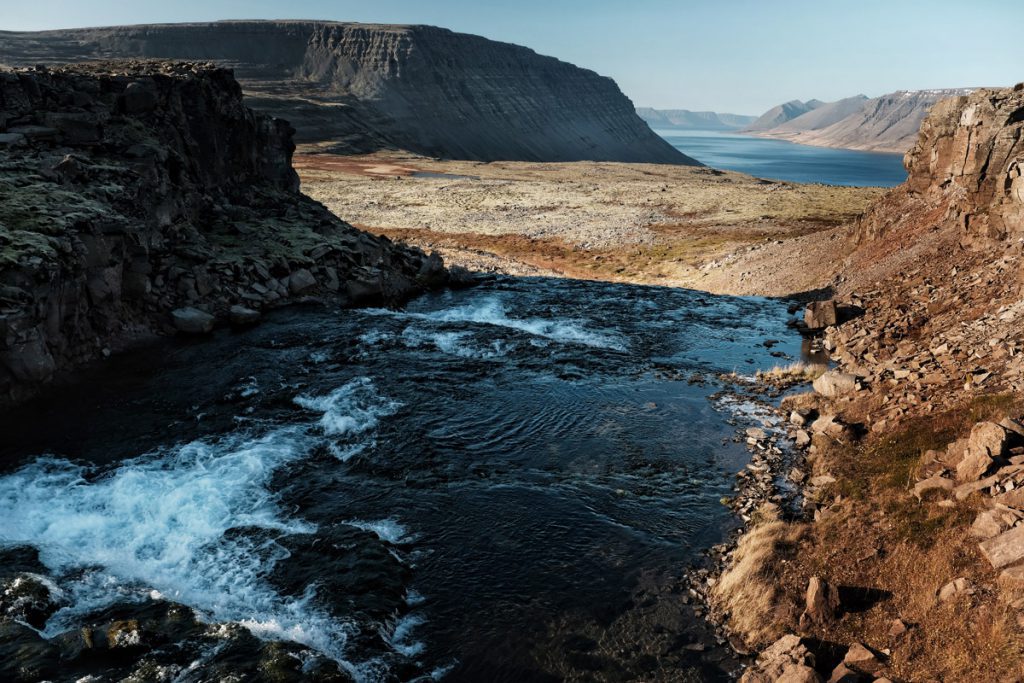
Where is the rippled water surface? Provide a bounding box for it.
[655,128,907,186]
[0,277,806,681]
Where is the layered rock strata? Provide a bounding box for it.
[0,22,694,164]
[0,61,445,406]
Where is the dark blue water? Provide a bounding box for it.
[656,129,907,187]
[0,278,809,682]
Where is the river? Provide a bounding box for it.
[0,277,811,681]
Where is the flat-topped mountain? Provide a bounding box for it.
[0,21,695,165]
[746,88,975,153]
[636,107,755,131]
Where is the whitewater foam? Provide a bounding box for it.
[0,377,402,673]
[368,296,626,351]
[294,377,401,437]
[344,519,413,545]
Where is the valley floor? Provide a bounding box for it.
[296,150,885,298]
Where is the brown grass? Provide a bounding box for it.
[779,390,1024,680]
[712,506,807,648]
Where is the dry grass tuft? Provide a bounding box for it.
[712,505,807,648]
[756,361,828,389]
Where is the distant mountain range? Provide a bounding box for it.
[636,108,756,131]
[741,89,975,153]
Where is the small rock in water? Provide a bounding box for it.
[171,307,215,334]
[229,305,261,326]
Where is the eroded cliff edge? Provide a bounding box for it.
[714,83,1024,681]
[0,22,694,165]
[0,61,446,407]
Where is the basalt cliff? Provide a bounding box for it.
[717,83,1024,681]
[0,61,446,407]
[0,22,693,165]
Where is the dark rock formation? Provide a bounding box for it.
[0,60,446,407]
[0,22,694,165]
[854,83,1024,243]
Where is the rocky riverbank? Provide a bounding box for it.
[709,83,1024,681]
[0,61,447,407]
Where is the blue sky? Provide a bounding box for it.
[4,0,1021,113]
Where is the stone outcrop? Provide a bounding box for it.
[720,82,1024,680]
[0,61,446,406]
[854,83,1024,244]
[0,22,695,165]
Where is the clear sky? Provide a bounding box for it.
[4,0,1021,114]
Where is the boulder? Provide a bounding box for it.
[228,305,261,326]
[800,576,840,629]
[811,414,851,440]
[970,421,1009,459]
[826,663,861,683]
[740,634,824,683]
[997,564,1024,589]
[937,577,975,601]
[843,643,883,675]
[956,422,1008,481]
[170,307,215,334]
[805,300,838,331]
[956,451,995,483]
[1,337,56,383]
[795,429,812,448]
[979,525,1024,570]
[813,371,858,398]
[971,509,1012,539]
[778,665,824,683]
[288,268,317,294]
[913,474,954,500]
[790,409,811,427]
[746,427,768,441]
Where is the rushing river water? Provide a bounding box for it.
[0,277,808,682]
[655,129,908,187]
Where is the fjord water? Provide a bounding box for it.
[0,278,804,681]
[656,129,908,186]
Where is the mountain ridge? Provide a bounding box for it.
[0,21,695,165]
[745,88,976,153]
[636,107,756,131]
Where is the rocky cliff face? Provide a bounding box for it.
[716,83,1024,682]
[0,61,445,406]
[854,83,1024,244]
[0,22,693,165]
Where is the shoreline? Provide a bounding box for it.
[736,129,908,156]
